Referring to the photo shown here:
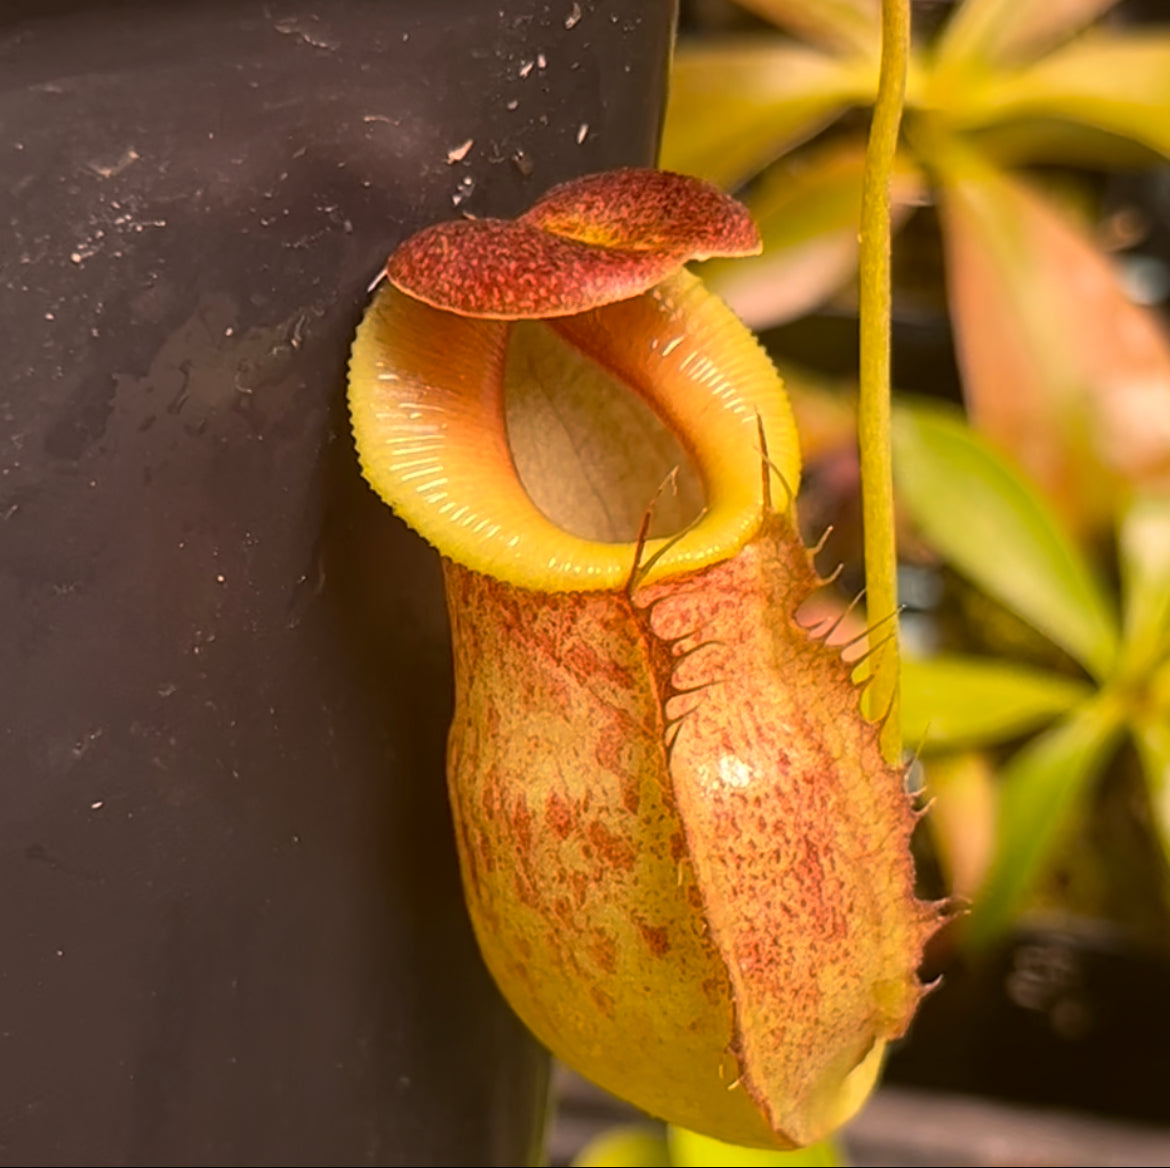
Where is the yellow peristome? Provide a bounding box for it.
[348,270,800,592]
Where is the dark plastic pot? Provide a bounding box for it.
[0,2,674,1163]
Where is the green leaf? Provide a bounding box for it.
[892,402,1120,680]
[951,32,1170,159]
[732,0,880,59]
[902,655,1092,751]
[933,0,1120,74]
[573,1124,672,1167]
[660,41,876,189]
[701,139,923,329]
[1118,493,1170,677]
[668,1126,847,1167]
[966,697,1125,948]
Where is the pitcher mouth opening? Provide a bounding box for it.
[503,317,705,548]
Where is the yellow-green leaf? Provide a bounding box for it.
[1118,492,1170,677]
[933,0,1120,74]
[732,0,880,59]
[951,32,1170,159]
[661,41,876,189]
[892,402,1119,680]
[701,139,923,329]
[669,1124,847,1166]
[966,698,1124,948]
[902,655,1092,751]
[935,152,1170,529]
[573,1125,671,1167]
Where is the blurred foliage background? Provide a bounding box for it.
[662,0,1170,960]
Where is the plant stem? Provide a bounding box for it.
[858,0,910,763]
